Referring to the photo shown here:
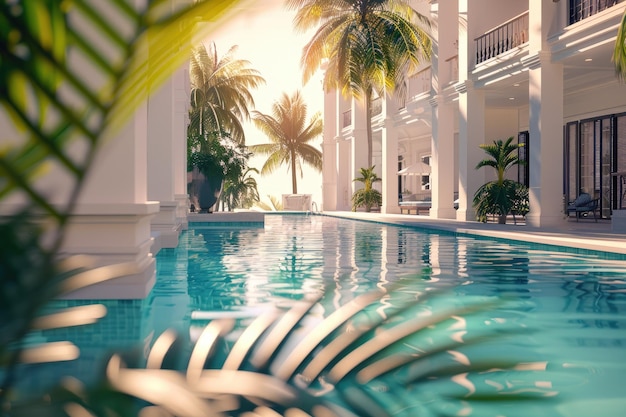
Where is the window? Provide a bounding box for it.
[564,113,626,218]
[518,131,529,187]
[421,156,430,190]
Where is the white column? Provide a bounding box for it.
[335,91,352,211]
[431,97,456,219]
[63,103,159,299]
[381,96,399,213]
[350,97,369,198]
[322,88,338,211]
[456,85,485,222]
[430,0,458,219]
[337,138,352,211]
[62,0,177,299]
[174,63,190,231]
[525,1,564,227]
[322,137,337,212]
[456,0,485,221]
[147,67,186,252]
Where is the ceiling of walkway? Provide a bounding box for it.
[482,41,620,108]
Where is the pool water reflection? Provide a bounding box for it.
[25,214,626,416]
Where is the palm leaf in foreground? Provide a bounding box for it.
[0,0,252,412]
[88,289,559,417]
[613,9,626,81]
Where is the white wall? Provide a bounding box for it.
[469,0,528,37]
[482,108,520,182]
[485,108,519,142]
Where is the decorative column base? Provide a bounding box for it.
[612,210,626,234]
[151,200,183,254]
[525,213,566,228]
[175,193,189,231]
[60,202,159,300]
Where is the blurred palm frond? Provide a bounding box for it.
[93,290,554,417]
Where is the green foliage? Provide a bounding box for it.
[220,167,260,210]
[186,42,262,211]
[473,137,528,223]
[188,42,265,143]
[286,0,431,167]
[352,166,383,212]
[250,90,323,194]
[188,132,250,182]
[352,187,383,212]
[511,181,530,216]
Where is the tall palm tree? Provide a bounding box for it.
[613,9,626,80]
[188,42,265,144]
[286,0,431,167]
[250,91,323,194]
[187,43,263,212]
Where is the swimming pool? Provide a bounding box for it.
[21,214,626,416]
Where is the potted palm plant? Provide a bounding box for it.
[187,132,249,213]
[352,166,383,212]
[473,137,528,223]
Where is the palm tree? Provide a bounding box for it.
[1,3,545,416]
[188,43,265,144]
[613,9,626,80]
[473,137,527,224]
[352,165,383,212]
[220,167,260,210]
[286,0,431,167]
[250,91,323,194]
[187,43,263,211]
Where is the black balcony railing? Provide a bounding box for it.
[569,0,625,25]
[475,12,529,65]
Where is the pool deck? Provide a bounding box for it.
[322,211,626,256]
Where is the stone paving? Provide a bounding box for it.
[324,211,626,255]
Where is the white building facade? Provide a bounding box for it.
[321,0,626,228]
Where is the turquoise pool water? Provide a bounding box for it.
[21,214,626,416]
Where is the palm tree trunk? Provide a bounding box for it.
[291,150,298,194]
[365,89,373,168]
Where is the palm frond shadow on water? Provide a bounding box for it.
[6,270,564,417]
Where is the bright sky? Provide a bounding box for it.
[209,0,325,208]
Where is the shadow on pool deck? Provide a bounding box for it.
[322,211,626,256]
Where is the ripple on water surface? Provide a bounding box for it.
[18,215,626,416]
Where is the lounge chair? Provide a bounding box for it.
[566,193,600,222]
[399,194,431,214]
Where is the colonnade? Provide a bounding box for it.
[321,0,568,228]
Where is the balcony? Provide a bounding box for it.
[475,12,529,65]
[569,0,625,25]
[408,67,432,97]
[397,67,432,109]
